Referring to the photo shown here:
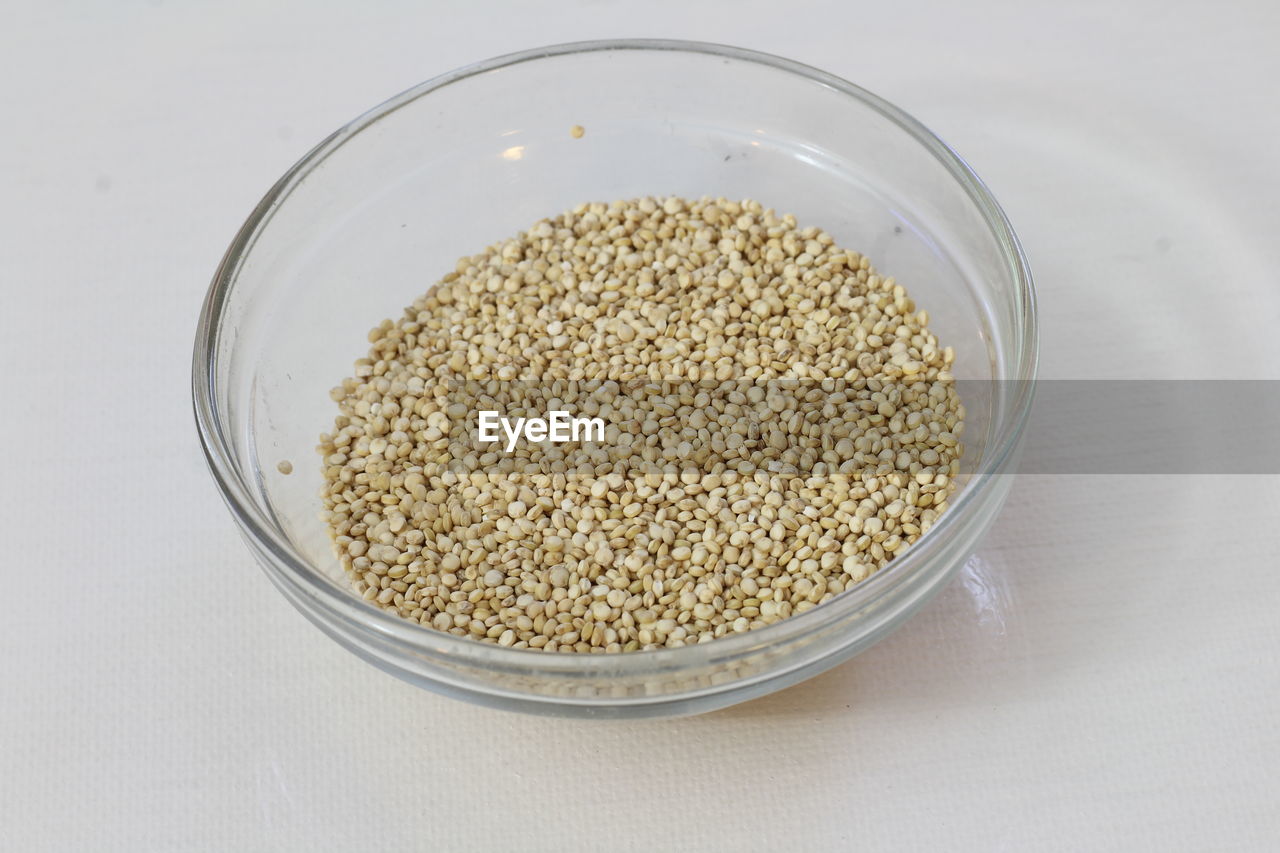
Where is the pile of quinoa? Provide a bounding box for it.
[317,196,963,653]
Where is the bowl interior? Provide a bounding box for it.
[209,43,1025,608]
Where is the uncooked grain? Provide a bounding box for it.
[318,196,963,653]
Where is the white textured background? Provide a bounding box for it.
[3,2,1278,850]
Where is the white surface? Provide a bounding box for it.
[2,2,1278,850]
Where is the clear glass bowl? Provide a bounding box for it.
[192,39,1037,718]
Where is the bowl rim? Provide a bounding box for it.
[192,37,1038,681]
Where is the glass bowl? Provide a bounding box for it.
[192,39,1037,718]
